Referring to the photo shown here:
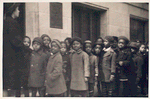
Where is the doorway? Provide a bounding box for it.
[72,3,100,44]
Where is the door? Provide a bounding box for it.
[72,3,100,44]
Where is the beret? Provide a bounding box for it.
[41,34,51,42]
[118,36,129,44]
[104,36,114,43]
[128,41,138,49]
[84,40,92,44]
[51,39,61,48]
[32,37,43,46]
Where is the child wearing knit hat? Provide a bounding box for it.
[45,39,67,97]
[28,37,48,97]
[84,40,98,97]
[100,36,116,97]
[70,37,90,97]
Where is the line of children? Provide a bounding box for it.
[15,34,148,97]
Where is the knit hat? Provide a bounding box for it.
[4,3,20,15]
[84,40,92,44]
[51,39,61,48]
[118,36,129,44]
[41,34,51,42]
[71,37,82,46]
[32,37,43,46]
[104,36,114,43]
[128,41,138,49]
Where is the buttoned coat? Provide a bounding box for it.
[45,52,67,95]
[28,50,48,87]
[70,49,90,90]
[99,48,117,82]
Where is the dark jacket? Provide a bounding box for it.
[61,52,71,82]
[3,16,25,89]
[115,47,134,80]
[28,50,48,87]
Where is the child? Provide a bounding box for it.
[100,36,116,97]
[70,37,90,97]
[115,36,132,96]
[41,34,51,55]
[28,37,48,97]
[64,37,72,52]
[136,44,147,95]
[96,37,103,45]
[112,36,118,50]
[84,40,98,97]
[92,42,104,96]
[45,40,67,97]
[21,36,32,97]
[60,41,71,97]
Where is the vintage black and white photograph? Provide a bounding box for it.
[2,2,149,97]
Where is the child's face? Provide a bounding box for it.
[23,37,30,47]
[97,39,103,44]
[72,41,81,51]
[94,45,101,54]
[60,43,67,54]
[51,42,60,54]
[85,43,92,54]
[43,37,50,47]
[65,40,70,47]
[118,39,126,49]
[104,39,110,48]
[33,42,41,51]
[139,45,146,53]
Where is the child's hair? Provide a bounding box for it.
[51,39,61,49]
[64,37,72,51]
[96,37,104,43]
[60,41,67,48]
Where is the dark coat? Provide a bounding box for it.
[28,50,48,87]
[3,16,25,89]
[45,52,67,94]
[100,48,117,82]
[61,53,71,82]
[115,47,134,80]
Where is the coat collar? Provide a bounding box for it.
[103,47,111,52]
[32,49,43,56]
[51,52,60,59]
[73,49,82,54]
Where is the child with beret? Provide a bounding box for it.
[100,36,117,97]
[28,37,48,97]
[70,37,90,97]
[83,40,98,97]
[45,40,67,97]
[115,36,133,96]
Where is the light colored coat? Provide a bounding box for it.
[70,49,90,90]
[45,52,67,95]
[100,47,117,82]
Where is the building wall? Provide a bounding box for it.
[25,2,148,41]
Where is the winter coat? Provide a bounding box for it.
[62,53,71,82]
[45,52,67,95]
[115,47,134,80]
[28,50,48,87]
[20,47,32,87]
[70,49,90,90]
[99,47,117,82]
[3,16,25,89]
[89,53,98,83]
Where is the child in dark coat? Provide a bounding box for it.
[115,36,133,96]
[92,42,104,96]
[28,37,48,97]
[84,40,98,97]
[21,36,32,97]
[100,36,117,97]
[70,37,90,97]
[60,41,71,97]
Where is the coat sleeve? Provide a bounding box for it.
[49,57,63,80]
[111,52,117,75]
[83,52,90,78]
[95,56,98,76]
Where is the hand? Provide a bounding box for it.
[85,77,88,82]
[110,75,115,82]
[119,61,123,66]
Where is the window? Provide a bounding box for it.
[50,2,62,29]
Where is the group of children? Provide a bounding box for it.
[18,34,148,97]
